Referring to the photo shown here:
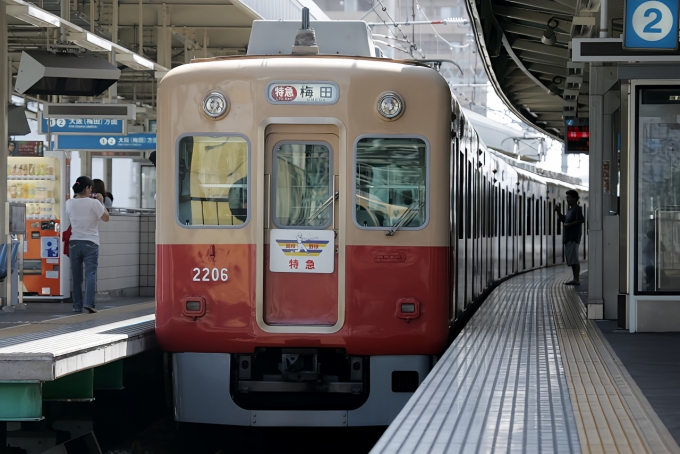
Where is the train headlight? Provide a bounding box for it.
[377,92,404,120]
[203,92,228,118]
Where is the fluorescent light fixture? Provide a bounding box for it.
[7,5,61,28]
[70,32,112,52]
[116,53,154,70]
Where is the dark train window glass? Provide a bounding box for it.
[355,137,427,229]
[542,199,546,235]
[548,200,552,235]
[177,135,248,227]
[501,189,505,236]
[527,196,532,236]
[518,195,523,236]
[458,153,464,240]
[505,190,510,236]
[487,181,491,238]
[557,200,562,235]
[466,161,472,239]
[480,176,484,239]
[536,199,541,234]
[496,188,500,237]
[275,142,331,228]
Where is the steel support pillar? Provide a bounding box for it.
[103,158,112,194]
[0,3,9,310]
[80,151,92,178]
[157,4,172,69]
[588,65,619,319]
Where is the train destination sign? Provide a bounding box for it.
[564,118,590,154]
[54,133,156,151]
[38,113,126,135]
[269,229,335,274]
[266,81,340,104]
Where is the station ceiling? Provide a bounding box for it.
[5,0,263,112]
[465,0,596,140]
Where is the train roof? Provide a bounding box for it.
[487,147,585,188]
[247,20,379,58]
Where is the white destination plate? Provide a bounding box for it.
[269,229,335,273]
[266,81,339,104]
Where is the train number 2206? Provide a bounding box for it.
[192,267,229,282]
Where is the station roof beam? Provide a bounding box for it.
[466,0,596,139]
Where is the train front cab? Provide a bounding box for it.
[156,57,452,426]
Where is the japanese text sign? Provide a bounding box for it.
[38,113,126,135]
[54,133,156,151]
[269,229,335,274]
[267,81,339,104]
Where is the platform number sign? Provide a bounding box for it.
[624,0,679,50]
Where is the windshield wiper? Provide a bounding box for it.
[306,192,339,223]
[386,202,424,236]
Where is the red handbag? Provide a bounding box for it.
[62,226,72,257]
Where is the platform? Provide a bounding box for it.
[0,300,155,382]
[371,267,680,454]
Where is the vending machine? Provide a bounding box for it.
[7,151,69,299]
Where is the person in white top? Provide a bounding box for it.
[64,176,110,313]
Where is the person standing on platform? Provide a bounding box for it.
[555,189,585,285]
[93,179,113,209]
[64,176,109,313]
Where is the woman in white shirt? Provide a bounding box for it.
[64,176,110,313]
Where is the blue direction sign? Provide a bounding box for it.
[624,0,680,50]
[38,113,126,135]
[55,133,156,151]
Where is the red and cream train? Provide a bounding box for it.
[155,19,588,426]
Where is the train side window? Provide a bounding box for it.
[274,142,332,228]
[527,196,532,236]
[536,199,541,234]
[466,162,472,239]
[458,153,464,240]
[501,188,505,236]
[177,135,249,227]
[548,200,552,235]
[557,200,562,235]
[354,137,428,229]
[518,195,523,236]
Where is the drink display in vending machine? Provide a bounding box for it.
[7,151,69,298]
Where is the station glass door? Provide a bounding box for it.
[263,129,340,326]
[636,86,680,293]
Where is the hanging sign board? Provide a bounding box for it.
[38,113,126,135]
[54,133,156,151]
[269,229,335,274]
[624,0,680,50]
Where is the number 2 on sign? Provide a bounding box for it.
[643,8,663,33]
[192,267,229,282]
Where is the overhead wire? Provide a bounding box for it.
[366,0,426,58]
[413,0,471,49]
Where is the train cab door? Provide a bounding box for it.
[261,125,341,328]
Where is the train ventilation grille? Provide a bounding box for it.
[392,371,419,393]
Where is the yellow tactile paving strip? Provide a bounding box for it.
[551,272,680,454]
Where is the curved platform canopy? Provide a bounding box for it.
[465,0,597,140]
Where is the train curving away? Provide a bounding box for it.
[155,19,588,427]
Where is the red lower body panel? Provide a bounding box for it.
[263,248,338,325]
[156,244,450,355]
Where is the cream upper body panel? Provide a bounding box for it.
[157,56,452,246]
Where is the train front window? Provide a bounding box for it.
[274,142,332,228]
[355,137,428,229]
[177,135,248,227]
